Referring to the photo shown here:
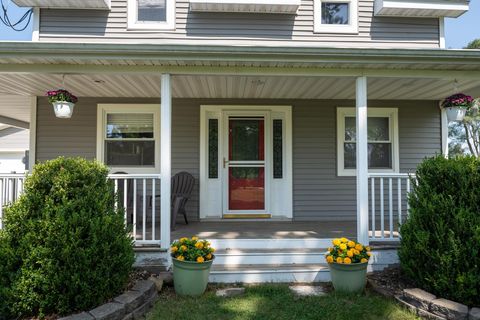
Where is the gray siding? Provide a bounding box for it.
[35,98,440,221]
[38,0,440,48]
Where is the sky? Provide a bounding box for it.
[0,1,479,47]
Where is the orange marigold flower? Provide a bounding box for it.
[180,245,187,251]
[347,250,354,257]
[367,252,372,257]
[355,244,363,251]
[336,257,343,264]
[361,258,368,263]
[171,246,178,253]
[354,249,360,255]
[177,255,185,261]
[206,253,212,260]
[326,255,334,263]
[344,257,352,264]
[197,256,205,263]
[339,243,347,250]
[195,242,204,249]
[347,241,355,248]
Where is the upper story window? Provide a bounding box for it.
[314,0,358,34]
[127,0,175,30]
[336,108,399,176]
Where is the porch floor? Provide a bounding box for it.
[171,220,357,240]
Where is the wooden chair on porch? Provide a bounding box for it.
[150,171,195,230]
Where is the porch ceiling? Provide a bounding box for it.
[0,95,31,123]
[0,74,479,100]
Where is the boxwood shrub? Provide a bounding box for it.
[399,155,480,306]
[0,157,135,319]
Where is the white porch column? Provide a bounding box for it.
[441,108,449,158]
[160,74,172,249]
[356,76,369,245]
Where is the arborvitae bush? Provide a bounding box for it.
[0,157,134,319]
[399,155,480,306]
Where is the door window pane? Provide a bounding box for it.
[137,0,166,22]
[229,118,264,161]
[105,141,155,166]
[229,167,265,210]
[107,113,153,139]
[273,119,283,179]
[321,3,349,25]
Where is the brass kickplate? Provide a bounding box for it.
[223,214,271,219]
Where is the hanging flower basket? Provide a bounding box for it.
[441,93,473,122]
[47,89,78,119]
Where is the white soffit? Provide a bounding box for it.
[189,0,301,14]
[11,0,111,10]
[374,0,469,18]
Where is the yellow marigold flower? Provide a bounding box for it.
[339,243,347,250]
[196,256,205,263]
[354,249,360,255]
[347,250,354,257]
[192,236,199,241]
[355,244,363,251]
[336,257,343,264]
[180,245,187,251]
[171,246,178,253]
[327,247,333,252]
[340,237,348,243]
[344,257,352,264]
[326,255,334,263]
[366,246,371,252]
[177,255,185,261]
[361,258,368,263]
[347,241,355,248]
[180,237,188,243]
[367,252,372,257]
[195,242,204,249]
[206,253,212,260]
[333,239,341,246]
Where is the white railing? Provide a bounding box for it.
[0,173,163,247]
[0,173,27,229]
[368,173,415,242]
[108,174,162,246]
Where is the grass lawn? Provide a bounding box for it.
[146,284,420,320]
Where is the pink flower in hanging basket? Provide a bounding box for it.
[441,93,473,109]
[46,89,78,104]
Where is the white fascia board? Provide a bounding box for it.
[375,0,469,18]
[11,0,111,10]
[190,0,301,14]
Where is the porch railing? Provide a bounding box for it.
[0,174,26,229]
[368,173,415,242]
[0,173,163,246]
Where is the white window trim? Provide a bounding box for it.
[314,0,359,34]
[337,107,399,177]
[127,0,175,30]
[96,104,161,174]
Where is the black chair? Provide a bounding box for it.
[151,171,195,230]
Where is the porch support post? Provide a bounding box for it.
[441,108,449,158]
[356,76,369,245]
[160,73,172,249]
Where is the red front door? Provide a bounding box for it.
[227,117,265,211]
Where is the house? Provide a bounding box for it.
[0,0,479,282]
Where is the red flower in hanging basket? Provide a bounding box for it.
[46,89,78,104]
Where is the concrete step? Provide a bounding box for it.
[214,248,328,265]
[209,238,334,250]
[209,263,331,283]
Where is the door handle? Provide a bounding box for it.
[223,157,229,168]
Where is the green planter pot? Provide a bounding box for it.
[328,262,368,293]
[172,257,214,296]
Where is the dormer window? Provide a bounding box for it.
[314,0,358,34]
[127,0,175,30]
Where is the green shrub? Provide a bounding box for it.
[0,157,135,318]
[399,155,480,306]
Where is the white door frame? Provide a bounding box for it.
[222,110,271,216]
[200,105,293,220]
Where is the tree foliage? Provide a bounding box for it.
[0,157,134,319]
[466,38,480,49]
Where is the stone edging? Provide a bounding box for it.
[369,282,479,320]
[59,280,158,320]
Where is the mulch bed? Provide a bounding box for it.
[367,266,415,298]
